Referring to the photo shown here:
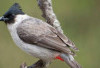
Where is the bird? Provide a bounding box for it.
[0,3,81,68]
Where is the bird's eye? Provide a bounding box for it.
[12,14,15,16]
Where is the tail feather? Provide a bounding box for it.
[60,53,82,68]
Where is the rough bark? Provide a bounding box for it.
[37,0,63,33]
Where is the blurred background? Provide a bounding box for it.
[0,0,100,68]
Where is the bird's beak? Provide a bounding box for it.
[0,16,4,21]
[0,16,9,21]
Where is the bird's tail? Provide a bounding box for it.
[60,53,82,68]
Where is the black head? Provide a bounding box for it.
[0,3,24,23]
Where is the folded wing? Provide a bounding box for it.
[17,18,77,55]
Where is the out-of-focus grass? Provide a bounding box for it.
[0,0,100,68]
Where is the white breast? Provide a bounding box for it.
[7,14,59,61]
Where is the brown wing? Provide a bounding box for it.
[17,18,74,55]
[48,26,79,51]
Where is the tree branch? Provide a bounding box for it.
[37,0,63,33]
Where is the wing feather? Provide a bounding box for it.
[48,26,79,51]
[17,18,76,55]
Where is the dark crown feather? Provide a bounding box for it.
[3,3,24,17]
[9,3,22,11]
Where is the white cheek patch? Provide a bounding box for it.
[15,14,30,23]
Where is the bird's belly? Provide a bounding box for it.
[9,29,59,61]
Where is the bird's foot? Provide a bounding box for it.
[20,62,27,68]
[20,60,47,68]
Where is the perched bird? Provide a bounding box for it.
[0,3,81,68]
